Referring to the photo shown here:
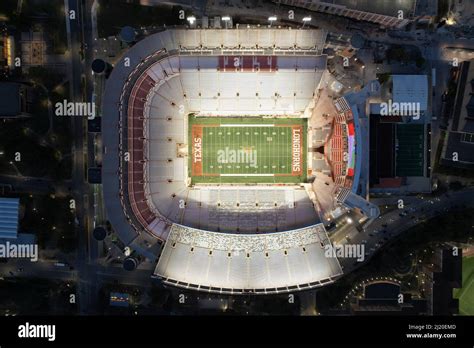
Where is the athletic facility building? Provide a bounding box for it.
[102,28,376,294]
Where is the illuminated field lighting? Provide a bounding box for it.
[302,16,311,28]
[222,16,231,29]
[268,16,277,27]
[187,16,196,24]
[346,217,353,224]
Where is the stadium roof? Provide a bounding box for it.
[154,224,343,294]
[0,197,20,239]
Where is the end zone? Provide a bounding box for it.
[191,125,203,176]
[292,126,303,176]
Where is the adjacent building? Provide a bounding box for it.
[0,82,33,119]
[423,248,462,315]
[369,74,432,193]
[0,197,20,240]
[350,281,428,315]
[273,0,413,28]
[0,34,14,71]
[441,60,474,170]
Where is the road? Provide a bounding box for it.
[336,188,474,272]
[0,259,154,288]
[0,174,55,194]
[65,0,99,314]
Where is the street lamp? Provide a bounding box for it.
[268,16,277,27]
[446,13,456,26]
[302,16,311,28]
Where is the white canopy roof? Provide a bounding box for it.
[154,224,343,294]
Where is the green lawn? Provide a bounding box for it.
[189,116,307,184]
[454,256,474,315]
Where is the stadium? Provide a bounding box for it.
[102,28,378,295]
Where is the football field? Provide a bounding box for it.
[189,117,307,184]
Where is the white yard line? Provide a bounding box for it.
[220,124,275,127]
[220,174,275,177]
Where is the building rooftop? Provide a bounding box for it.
[109,292,130,308]
[392,75,428,112]
[0,82,22,117]
[321,0,417,18]
[0,197,20,239]
[451,61,474,133]
[442,60,474,168]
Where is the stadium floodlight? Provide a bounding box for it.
[346,217,353,224]
[187,16,196,25]
[268,16,277,26]
[222,16,231,29]
[302,16,311,28]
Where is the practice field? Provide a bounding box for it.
[189,116,307,184]
[454,256,474,315]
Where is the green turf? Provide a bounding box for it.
[454,256,474,315]
[396,124,425,177]
[189,116,307,184]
